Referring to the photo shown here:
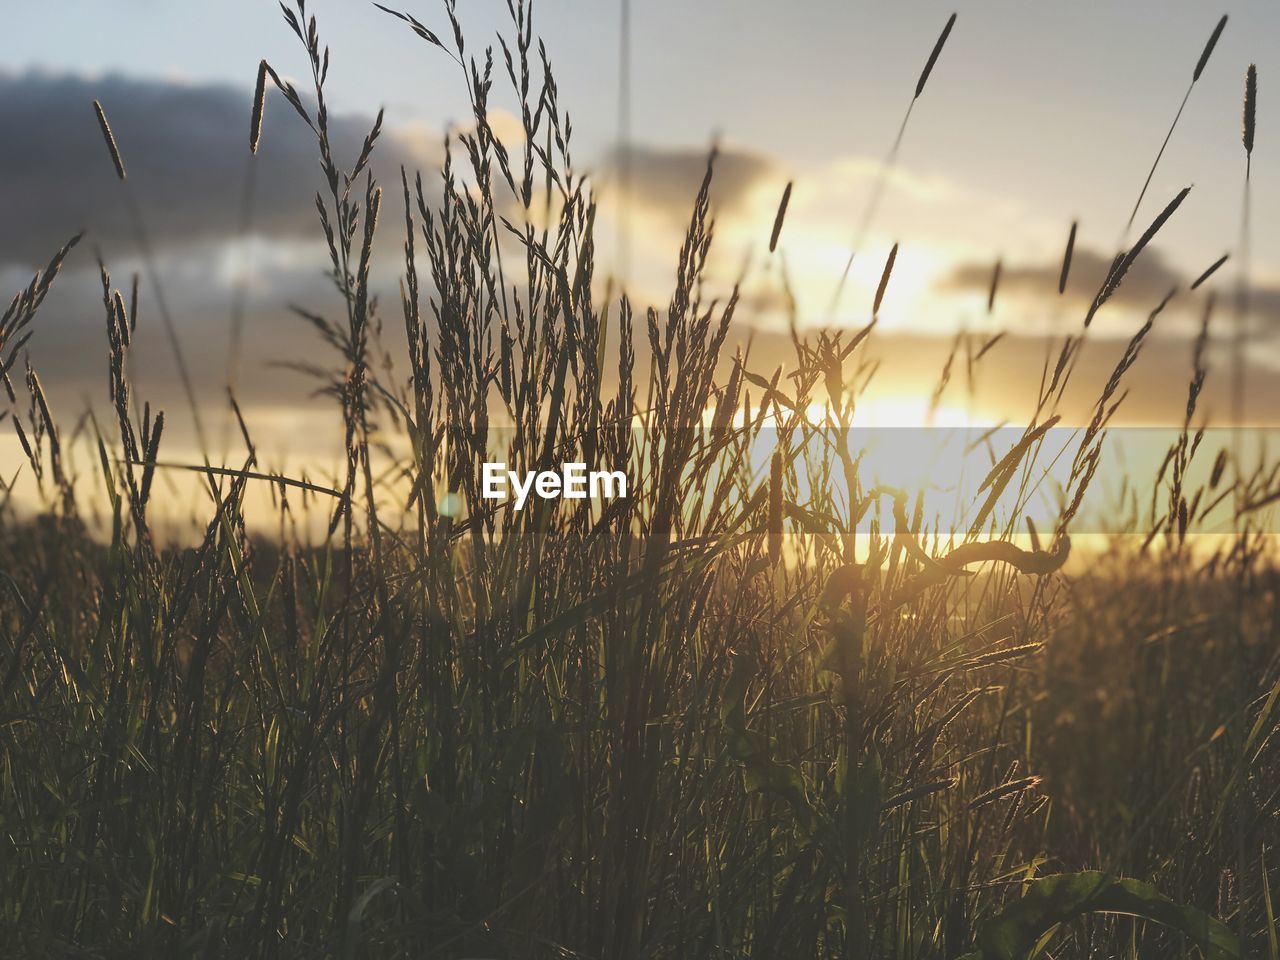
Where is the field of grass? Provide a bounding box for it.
[2,3,1279,957]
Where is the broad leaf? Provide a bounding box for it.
[957,871,1240,960]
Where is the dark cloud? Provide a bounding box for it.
[606,143,776,223]
[938,244,1280,325]
[0,71,440,266]
[938,245,1182,311]
[11,256,350,422]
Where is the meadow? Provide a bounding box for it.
[1,2,1278,957]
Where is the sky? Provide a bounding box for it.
[3,0,1280,486]
[9,0,1277,264]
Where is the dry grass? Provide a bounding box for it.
[1,3,1276,959]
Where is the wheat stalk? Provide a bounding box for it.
[828,13,957,316]
[1122,14,1226,237]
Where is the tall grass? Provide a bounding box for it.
[1,3,1277,958]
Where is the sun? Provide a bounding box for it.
[847,393,977,429]
[799,395,1002,526]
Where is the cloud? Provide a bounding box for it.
[8,253,348,407]
[605,143,777,223]
[938,244,1280,326]
[938,245,1183,310]
[713,324,1280,427]
[0,71,441,267]
[823,156,965,207]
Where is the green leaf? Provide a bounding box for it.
[742,751,816,836]
[970,871,1241,960]
[744,754,802,794]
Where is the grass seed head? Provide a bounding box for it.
[873,242,899,319]
[769,180,792,253]
[1192,14,1228,83]
[251,60,269,154]
[1244,63,1257,156]
[1191,252,1229,290]
[1058,220,1077,294]
[92,100,126,180]
[915,13,957,100]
